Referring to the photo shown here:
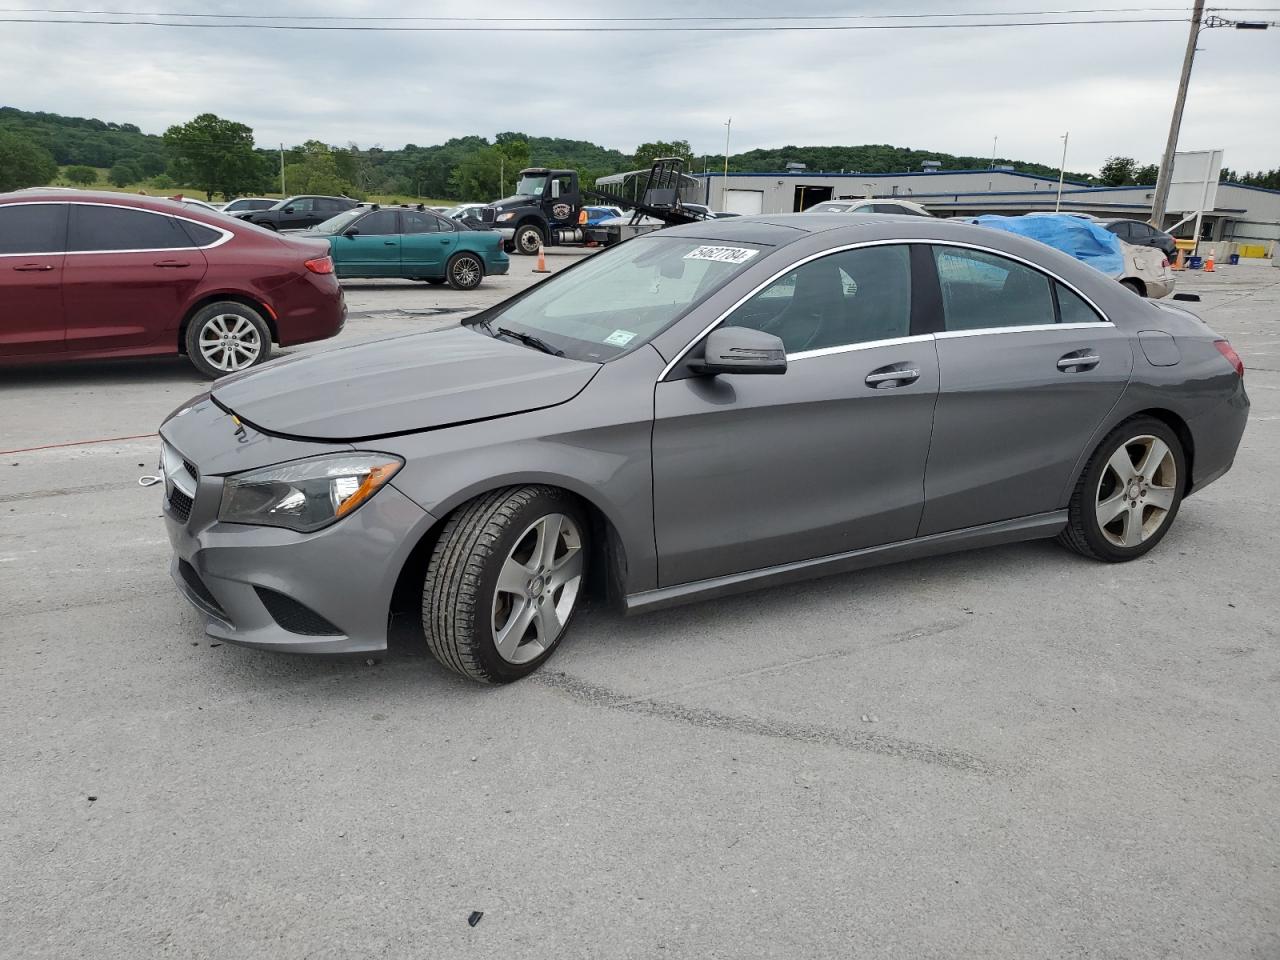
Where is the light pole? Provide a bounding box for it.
[990,135,998,170]
[1149,5,1270,228]
[723,118,732,181]
[1055,132,1069,212]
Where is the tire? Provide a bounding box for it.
[503,240,515,254]
[446,252,485,291]
[1058,416,1186,562]
[184,301,272,379]
[1121,278,1146,297]
[513,223,543,256]
[422,486,590,683]
[424,277,447,286]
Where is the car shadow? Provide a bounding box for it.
[3,356,207,387]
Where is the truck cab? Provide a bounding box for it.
[481,168,582,255]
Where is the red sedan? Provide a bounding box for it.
[0,190,346,377]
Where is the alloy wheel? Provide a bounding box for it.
[453,256,481,287]
[491,513,584,664]
[197,313,262,373]
[1095,434,1177,548]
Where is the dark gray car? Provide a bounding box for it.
[158,215,1249,683]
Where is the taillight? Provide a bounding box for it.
[304,256,334,275]
[1214,339,1244,377]
[1161,257,1169,268]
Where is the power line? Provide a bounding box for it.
[0,15,1197,31]
[0,6,1213,18]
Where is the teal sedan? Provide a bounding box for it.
[303,205,509,289]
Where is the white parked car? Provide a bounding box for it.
[1118,239,1175,299]
[441,203,489,223]
[805,198,933,217]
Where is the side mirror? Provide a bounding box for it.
[342,227,359,237]
[283,206,295,214]
[691,327,787,376]
[551,180,561,199]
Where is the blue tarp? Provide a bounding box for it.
[966,214,1125,277]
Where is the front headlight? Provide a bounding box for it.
[496,212,515,222]
[218,453,403,532]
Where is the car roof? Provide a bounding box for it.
[2,188,219,216]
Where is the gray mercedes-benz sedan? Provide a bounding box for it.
[158,214,1249,683]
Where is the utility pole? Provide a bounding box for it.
[1055,132,1069,212]
[1150,0,1205,228]
[279,143,285,196]
[723,117,732,181]
[990,135,998,170]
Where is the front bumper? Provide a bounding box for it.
[161,441,436,654]
[493,226,515,240]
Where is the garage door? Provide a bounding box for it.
[723,189,764,216]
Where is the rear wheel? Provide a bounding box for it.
[1058,417,1185,561]
[513,224,543,256]
[1121,277,1146,297]
[446,252,484,290]
[422,486,589,683]
[184,301,272,379]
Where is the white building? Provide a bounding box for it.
[695,169,1280,245]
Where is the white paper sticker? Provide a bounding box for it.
[603,329,636,346]
[684,245,759,264]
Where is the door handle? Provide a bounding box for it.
[383,240,396,246]
[1057,352,1100,371]
[865,366,921,388]
[13,263,54,272]
[153,259,190,268]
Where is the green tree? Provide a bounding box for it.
[163,113,266,200]
[0,130,58,191]
[108,159,142,187]
[632,139,695,168]
[450,138,531,200]
[1099,156,1137,187]
[1134,163,1159,185]
[281,140,354,197]
[64,164,98,186]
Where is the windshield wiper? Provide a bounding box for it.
[495,326,564,357]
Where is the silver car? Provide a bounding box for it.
[159,214,1249,683]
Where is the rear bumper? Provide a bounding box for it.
[163,468,436,654]
[273,272,346,347]
[1186,380,1250,495]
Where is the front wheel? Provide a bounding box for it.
[1058,417,1186,561]
[513,224,543,255]
[184,301,272,379]
[446,252,484,290]
[422,486,589,683]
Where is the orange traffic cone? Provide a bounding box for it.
[533,243,550,274]
[1172,249,1184,271]
[1204,251,1215,272]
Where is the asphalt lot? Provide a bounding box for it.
[2,254,1278,959]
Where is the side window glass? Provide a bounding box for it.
[932,247,1056,331]
[724,245,912,354]
[289,198,314,213]
[68,205,196,252]
[401,210,440,234]
[1110,222,1133,239]
[351,210,398,235]
[1055,283,1103,324]
[178,220,222,247]
[0,203,67,254]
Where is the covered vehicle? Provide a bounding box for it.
[965,213,1173,298]
[160,213,1246,683]
[301,204,508,290]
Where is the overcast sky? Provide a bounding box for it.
[2,1,1277,174]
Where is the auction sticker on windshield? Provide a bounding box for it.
[603,329,637,346]
[684,245,759,264]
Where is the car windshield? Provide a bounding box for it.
[443,205,478,219]
[468,235,765,363]
[808,203,854,213]
[514,174,547,197]
[311,209,365,234]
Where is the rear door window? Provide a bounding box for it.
[932,246,1056,331]
[68,205,198,252]
[177,220,223,247]
[402,210,442,234]
[1055,283,1103,324]
[0,203,67,254]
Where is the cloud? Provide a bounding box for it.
[0,0,1276,173]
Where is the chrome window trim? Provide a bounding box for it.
[658,237,1114,381]
[787,333,934,362]
[0,199,234,257]
[935,320,1114,339]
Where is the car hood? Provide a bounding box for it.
[211,325,600,442]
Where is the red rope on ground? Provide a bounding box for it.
[0,433,157,456]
